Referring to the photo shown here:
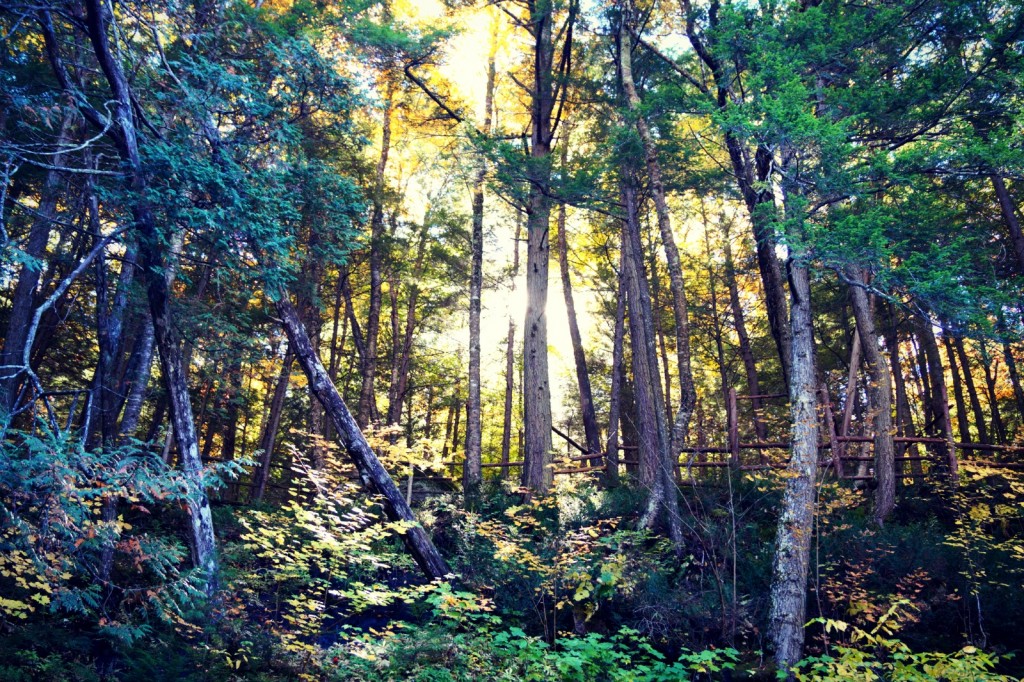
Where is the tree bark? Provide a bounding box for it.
[768,163,819,672]
[520,1,572,496]
[991,174,1024,272]
[769,252,819,673]
[116,316,155,439]
[846,268,894,524]
[274,294,449,579]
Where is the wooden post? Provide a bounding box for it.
[727,387,740,467]
[821,384,844,479]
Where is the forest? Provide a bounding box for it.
[1,0,1024,679]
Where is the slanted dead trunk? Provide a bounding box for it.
[275,294,449,579]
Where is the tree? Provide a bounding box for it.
[515,0,577,496]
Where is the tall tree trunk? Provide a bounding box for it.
[980,341,1007,444]
[500,319,516,481]
[954,337,989,445]
[621,174,682,547]
[87,191,138,448]
[945,336,972,444]
[388,225,428,428]
[605,246,628,488]
[556,188,602,457]
[768,168,819,672]
[885,305,921,475]
[441,397,455,460]
[846,268,894,524]
[521,168,555,494]
[464,25,497,498]
[723,220,767,441]
[116,316,155,439]
[769,255,818,673]
[916,318,957,476]
[912,332,934,430]
[704,221,731,438]
[620,12,695,456]
[520,1,572,496]
[274,294,449,579]
[250,351,293,503]
[500,214,524,480]
[357,85,394,427]
[221,360,242,501]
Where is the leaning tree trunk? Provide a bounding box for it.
[991,174,1024,273]
[116,316,155,439]
[274,294,449,579]
[43,0,219,591]
[846,267,894,524]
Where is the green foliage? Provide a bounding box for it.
[328,597,740,682]
[791,602,1017,681]
[0,422,242,660]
